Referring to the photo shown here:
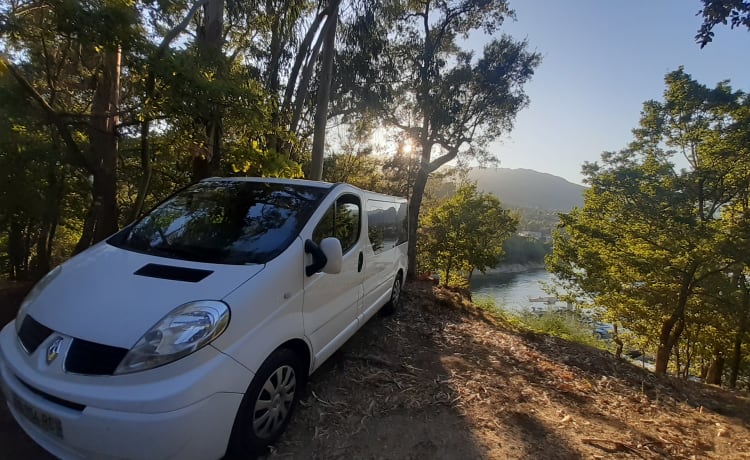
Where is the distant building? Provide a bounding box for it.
[518,231,543,240]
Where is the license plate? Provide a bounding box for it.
[11,393,63,438]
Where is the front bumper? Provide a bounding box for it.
[0,322,251,460]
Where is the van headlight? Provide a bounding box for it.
[114,301,230,375]
[16,265,62,334]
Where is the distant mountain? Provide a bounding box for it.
[468,168,586,211]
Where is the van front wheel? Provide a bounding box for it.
[227,348,303,458]
[381,276,402,316]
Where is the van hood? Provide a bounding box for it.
[22,242,263,349]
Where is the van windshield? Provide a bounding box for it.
[110,180,329,265]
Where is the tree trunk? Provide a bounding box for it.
[655,267,695,374]
[673,344,682,377]
[76,47,121,249]
[132,115,153,220]
[8,219,24,280]
[73,207,97,255]
[729,279,749,388]
[309,5,338,180]
[706,351,725,386]
[728,331,744,388]
[31,164,62,278]
[407,166,429,279]
[193,0,225,181]
[613,324,624,359]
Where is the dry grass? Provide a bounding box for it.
[273,281,750,459]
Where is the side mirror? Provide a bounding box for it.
[304,238,343,276]
[319,237,343,274]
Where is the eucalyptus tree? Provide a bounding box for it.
[1,0,146,260]
[337,0,540,277]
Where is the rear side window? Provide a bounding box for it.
[367,200,408,253]
[313,194,361,254]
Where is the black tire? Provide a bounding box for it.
[381,274,403,316]
[226,348,304,459]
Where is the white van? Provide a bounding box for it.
[0,177,408,459]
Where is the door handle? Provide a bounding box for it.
[358,252,364,272]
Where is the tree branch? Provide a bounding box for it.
[1,55,92,172]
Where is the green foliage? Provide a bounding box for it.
[421,183,517,286]
[518,311,605,349]
[472,295,523,329]
[697,0,750,47]
[502,235,550,265]
[548,68,750,381]
[473,295,604,348]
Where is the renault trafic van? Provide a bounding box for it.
[0,177,408,459]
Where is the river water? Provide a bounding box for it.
[470,269,558,313]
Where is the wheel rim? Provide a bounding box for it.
[391,278,402,307]
[252,364,296,439]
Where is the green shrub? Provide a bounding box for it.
[518,311,605,348]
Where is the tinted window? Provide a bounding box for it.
[396,201,408,245]
[313,195,361,254]
[110,181,329,264]
[367,200,408,254]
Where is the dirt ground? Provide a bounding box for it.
[270,283,750,459]
[1,281,749,459]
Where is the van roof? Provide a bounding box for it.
[202,176,407,201]
[202,176,334,189]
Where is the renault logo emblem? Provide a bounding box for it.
[46,337,64,365]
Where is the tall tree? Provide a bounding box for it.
[355,0,540,277]
[1,0,142,255]
[310,0,340,180]
[548,69,750,375]
[192,0,226,180]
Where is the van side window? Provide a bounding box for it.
[313,195,361,253]
[396,201,408,245]
[367,200,400,254]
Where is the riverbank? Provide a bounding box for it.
[481,262,545,275]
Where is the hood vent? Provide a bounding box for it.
[17,315,53,354]
[134,263,213,283]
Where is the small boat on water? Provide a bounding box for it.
[528,296,573,314]
[528,296,558,305]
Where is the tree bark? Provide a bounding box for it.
[613,324,624,359]
[654,266,695,374]
[407,165,429,279]
[729,278,749,388]
[192,0,225,181]
[706,351,725,386]
[89,47,121,244]
[309,4,339,180]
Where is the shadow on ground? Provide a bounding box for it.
[0,282,54,459]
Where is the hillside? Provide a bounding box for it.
[2,283,749,459]
[469,168,586,211]
[270,283,750,459]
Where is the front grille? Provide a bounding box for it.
[17,315,53,354]
[17,377,86,412]
[65,338,128,375]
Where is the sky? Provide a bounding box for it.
[467,0,750,185]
